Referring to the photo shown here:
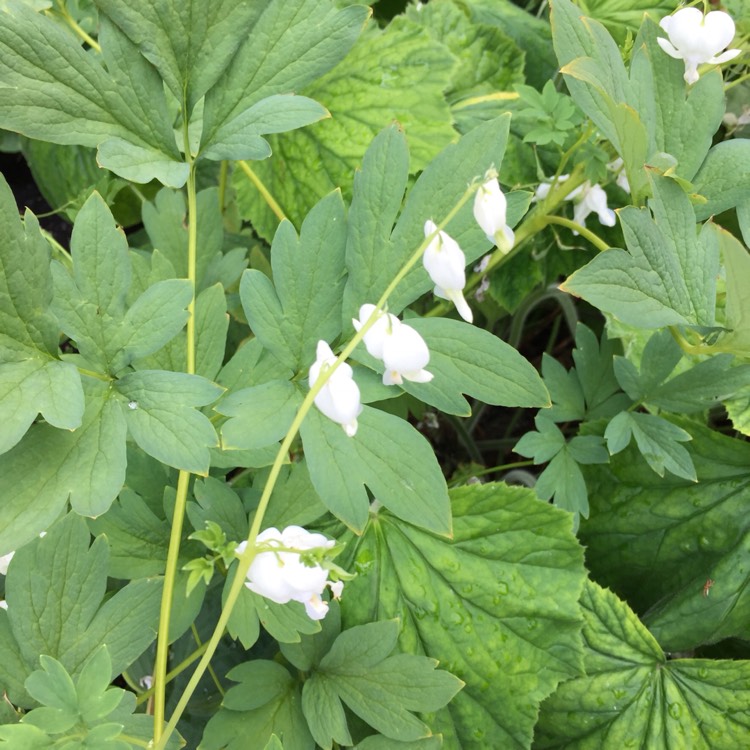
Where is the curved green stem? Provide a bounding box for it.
[543,215,609,252]
[52,3,101,51]
[154,180,482,750]
[238,160,286,221]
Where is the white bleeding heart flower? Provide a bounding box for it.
[473,178,515,255]
[567,182,616,230]
[309,340,362,437]
[657,8,741,85]
[353,304,433,386]
[236,526,341,621]
[422,220,473,323]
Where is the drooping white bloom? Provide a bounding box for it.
[422,220,473,323]
[236,526,341,620]
[535,176,616,231]
[0,551,14,576]
[568,182,616,229]
[657,8,741,85]
[309,340,362,437]
[353,304,433,386]
[473,178,515,255]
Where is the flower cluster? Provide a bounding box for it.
[236,526,343,621]
[310,173,514,435]
[657,8,741,85]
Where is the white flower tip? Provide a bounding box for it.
[448,289,473,323]
[330,580,344,599]
[343,419,358,437]
[0,600,7,610]
[407,369,433,383]
[424,219,438,236]
[235,541,247,556]
[304,595,329,620]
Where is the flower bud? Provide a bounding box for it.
[423,221,473,323]
[309,341,362,437]
[473,178,515,255]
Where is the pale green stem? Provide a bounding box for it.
[543,215,609,252]
[238,160,286,221]
[136,640,210,708]
[153,126,199,743]
[52,3,101,51]
[154,181,481,750]
[152,469,192,740]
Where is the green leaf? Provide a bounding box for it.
[696,141,750,224]
[343,116,511,323]
[400,317,549,416]
[562,175,719,328]
[201,660,313,750]
[306,620,462,744]
[219,380,302,451]
[4,515,162,705]
[188,477,248,544]
[605,411,696,481]
[404,0,524,121]
[0,174,82,451]
[201,94,329,162]
[0,3,187,185]
[116,370,222,475]
[0,359,84,456]
[0,379,126,552]
[341,483,585,748]
[468,0,557,89]
[535,579,750,749]
[614,330,750,412]
[0,175,62,360]
[300,405,450,536]
[88,490,169,579]
[580,421,750,649]
[233,14,455,241]
[95,0,263,112]
[202,0,368,158]
[0,723,53,748]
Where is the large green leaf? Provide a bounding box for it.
[716,229,750,358]
[562,175,719,328]
[0,379,126,555]
[1,514,162,708]
[201,0,368,159]
[341,483,586,749]
[300,405,451,536]
[233,15,455,241]
[94,0,263,112]
[577,0,675,43]
[0,174,83,452]
[535,580,750,749]
[0,1,187,185]
[580,421,750,650]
